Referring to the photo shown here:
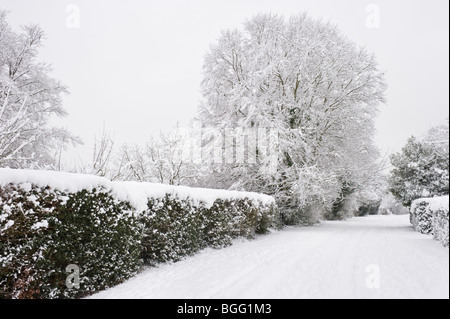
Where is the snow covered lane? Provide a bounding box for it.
[91,215,449,299]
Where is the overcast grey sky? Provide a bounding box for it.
[1,0,449,166]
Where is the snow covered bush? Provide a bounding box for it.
[428,196,449,247]
[410,196,449,247]
[203,198,276,246]
[410,199,434,234]
[140,195,204,264]
[0,184,141,299]
[432,204,449,247]
[139,194,278,265]
[357,201,381,216]
[390,126,449,208]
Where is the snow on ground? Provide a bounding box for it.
[91,215,449,299]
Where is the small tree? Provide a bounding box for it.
[0,11,79,169]
[76,128,115,177]
[115,127,198,185]
[389,127,449,207]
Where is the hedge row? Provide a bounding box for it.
[432,205,449,247]
[140,195,276,265]
[410,196,449,247]
[0,172,278,299]
[0,184,141,299]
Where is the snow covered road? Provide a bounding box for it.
[91,215,449,299]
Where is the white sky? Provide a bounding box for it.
[1,0,449,166]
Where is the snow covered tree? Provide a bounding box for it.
[0,11,79,169]
[114,127,198,185]
[76,128,115,177]
[379,192,409,215]
[389,122,449,207]
[198,13,386,223]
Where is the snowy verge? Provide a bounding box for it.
[411,196,449,247]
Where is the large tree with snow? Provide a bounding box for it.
[198,13,387,223]
[0,11,79,169]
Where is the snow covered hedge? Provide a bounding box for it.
[140,195,276,265]
[0,168,278,298]
[0,183,142,299]
[410,196,449,247]
[410,200,434,234]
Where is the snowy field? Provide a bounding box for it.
[91,215,449,299]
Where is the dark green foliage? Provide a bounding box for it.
[140,195,204,265]
[410,197,449,247]
[139,196,278,265]
[202,199,234,248]
[0,184,61,299]
[276,196,319,226]
[357,201,381,216]
[410,200,434,235]
[283,207,313,226]
[432,204,449,247]
[0,184,142,299]
[326,181,356,220]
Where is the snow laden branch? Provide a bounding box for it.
[115,128,199,186]
[0,11,80,169]
[80,126,199,186]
